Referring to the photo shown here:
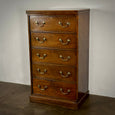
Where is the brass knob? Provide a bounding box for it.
[59,71,71,78]
[59,71,71,75]
[43,37,46,40]
[67,72,71,75]
[36,37,39,40]
[59,38,71,45]
[36,53,40,56]
[58,21,61,25]
[58,21,70,28]
[35,20,39,24]
[43,54,47,57]
[67,56,71,59]
[38,85,48,91]
[35,37,46,43]
[42,21,45,24]
[67,39,70,42]
[36,53,47,59]
[37,68,47,74]
[60,88,71,95]
[59,55,63,58]
[59,55,71,61]
[34,20,45,27]
[66,22,70,25]
[59,71,63,74]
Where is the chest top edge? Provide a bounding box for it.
[26,9,90,15]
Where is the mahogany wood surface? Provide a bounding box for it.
[30,15,76,33]
[26,9,90,15]
[31,32,77,49]
[30,91,89,109]
[32,63,76,82]
[32,48,77,65]
[30,94,78,109]
[33,78,77,100]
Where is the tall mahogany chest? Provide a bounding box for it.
[26,9,90,109]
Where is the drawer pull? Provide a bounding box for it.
[38,85,48,91]
[36,53,47,59]
[35,37,46,44]
[59,38,70,45]
[60,88,71,95]
[37,68,47,74]
[59,55,71,61]
[35,20,45,27]
[58,21,70,28]
[59,71,71,78]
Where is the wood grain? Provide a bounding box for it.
[32,63,77,82]
[31,33,77,49]
[30,15,76,32]
[32,48,77,65]
[26,9,90,15]
[33,78,77,100]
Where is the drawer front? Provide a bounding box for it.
[32,63,76,82]
[30,16,76,32]
[33,78,77,100]
[32,49,77,65]
[31,33,77,49]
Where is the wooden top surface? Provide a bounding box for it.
[26,9,90,15]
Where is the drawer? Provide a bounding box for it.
[33,78,77,100]
[32,63,76,82]
[31,33,77,49]
[30,16,76,32]
[32,49,77,65]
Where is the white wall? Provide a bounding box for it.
[0,0,115,98]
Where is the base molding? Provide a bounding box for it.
[30,91,89,109]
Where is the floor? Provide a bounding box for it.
[0,82,115,115]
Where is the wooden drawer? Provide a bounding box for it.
[30,16,76,32]
[31,33,77,49]
[32,63,76,82]
[33,78,77,100]
[32,49,77,65]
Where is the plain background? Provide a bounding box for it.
[0,0,115,98]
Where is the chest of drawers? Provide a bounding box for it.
[26,10,90,109]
